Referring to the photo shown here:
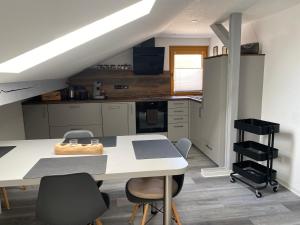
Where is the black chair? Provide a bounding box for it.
[62,130,103,188]
[36,173,109,225]
[126,138,192,225]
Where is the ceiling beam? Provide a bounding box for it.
[210,23,229,47]
[0,79,66,106]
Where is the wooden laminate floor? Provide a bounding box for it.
[1,146,300,225]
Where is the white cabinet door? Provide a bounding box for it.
[23,105,50,139]
[50,125,102,139]
[168,100,189,109]
[128,102,136,135]
[168,123,189,142]
[200,57,227,166]
[189,100,202,147]
[168,100,189,142]
[102,103,129,136]
[48,103,102,126]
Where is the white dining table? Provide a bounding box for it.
[0,134,188,225]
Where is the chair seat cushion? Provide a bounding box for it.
[127,177,178,200]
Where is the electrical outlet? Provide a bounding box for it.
[114,85,129,89]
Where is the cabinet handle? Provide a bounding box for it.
[174,125,184,128]
[42,107,47,119]
[174,118,183,120]
[198,106,202,118]
[69,105,80,109]
[109,106,120,110]
[206,144,213,150]
[70,128,81,130]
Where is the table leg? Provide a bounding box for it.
[164,175,172,225]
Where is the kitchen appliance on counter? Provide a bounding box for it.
[136,101,168,133]
[93,81,106,99]
[67,86,89,100]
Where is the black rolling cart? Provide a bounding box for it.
[230,119,280,198]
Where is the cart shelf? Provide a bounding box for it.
[234,141,278,161]
[231,118,280,198]
[234,118,280,135]
[233,160,277,184]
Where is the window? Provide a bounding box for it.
[170,46,208,95]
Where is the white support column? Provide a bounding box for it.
[224,13,242,169]
[201,13,242,177]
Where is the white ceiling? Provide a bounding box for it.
[160,0,300,37]
[1,0,300,83]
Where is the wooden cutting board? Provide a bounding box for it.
[55,143,103,155]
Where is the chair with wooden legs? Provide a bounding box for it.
[0,187,10,210]
[126,138,192,225]
[36,173,109,225]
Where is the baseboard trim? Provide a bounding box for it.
[201,167,232,178]
[277,178,300,197]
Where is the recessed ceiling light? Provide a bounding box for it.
[0,0,156,74]
[191,19,199,23]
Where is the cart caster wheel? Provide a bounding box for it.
[255,190,262,198]
[273,186,279,192]
[230,177,236,183]
[151,210,158,215]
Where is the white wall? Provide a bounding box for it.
[101,49,133,66]
[209,4,300,195]
[243,4,300,196]
[0,102,25,140]
[100,37,210,71]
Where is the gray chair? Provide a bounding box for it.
[63,130,94,139]
[125,138,192,225]
[36,173,108,225]
[175,138,192,159]
[62,130,103,188]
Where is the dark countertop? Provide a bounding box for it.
[23,95,202,105]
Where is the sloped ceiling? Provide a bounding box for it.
[160,0,300,37]
[1,0,300,84]
[0,0,193,83]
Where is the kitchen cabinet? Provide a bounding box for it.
[48,103,102,138]
[49,125,102,138]
[192,55,265,166]
[128,102,136,135]
[189,100,202,147]
[102,103,129,136]
[22,104,50,139]
[168,100,189,142]
[168,123,189,142]
[48,103,102,126]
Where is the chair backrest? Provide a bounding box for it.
[175,138,192,159]
[173,138,192,197]
[36,173,107,225]
[63,130,94,139]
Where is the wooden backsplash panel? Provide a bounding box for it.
[68,69,171,98]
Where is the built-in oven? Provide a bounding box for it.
[136,101,168,133]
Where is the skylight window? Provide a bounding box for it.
[0,0,156,73]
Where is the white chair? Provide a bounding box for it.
[63,130,94,139]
